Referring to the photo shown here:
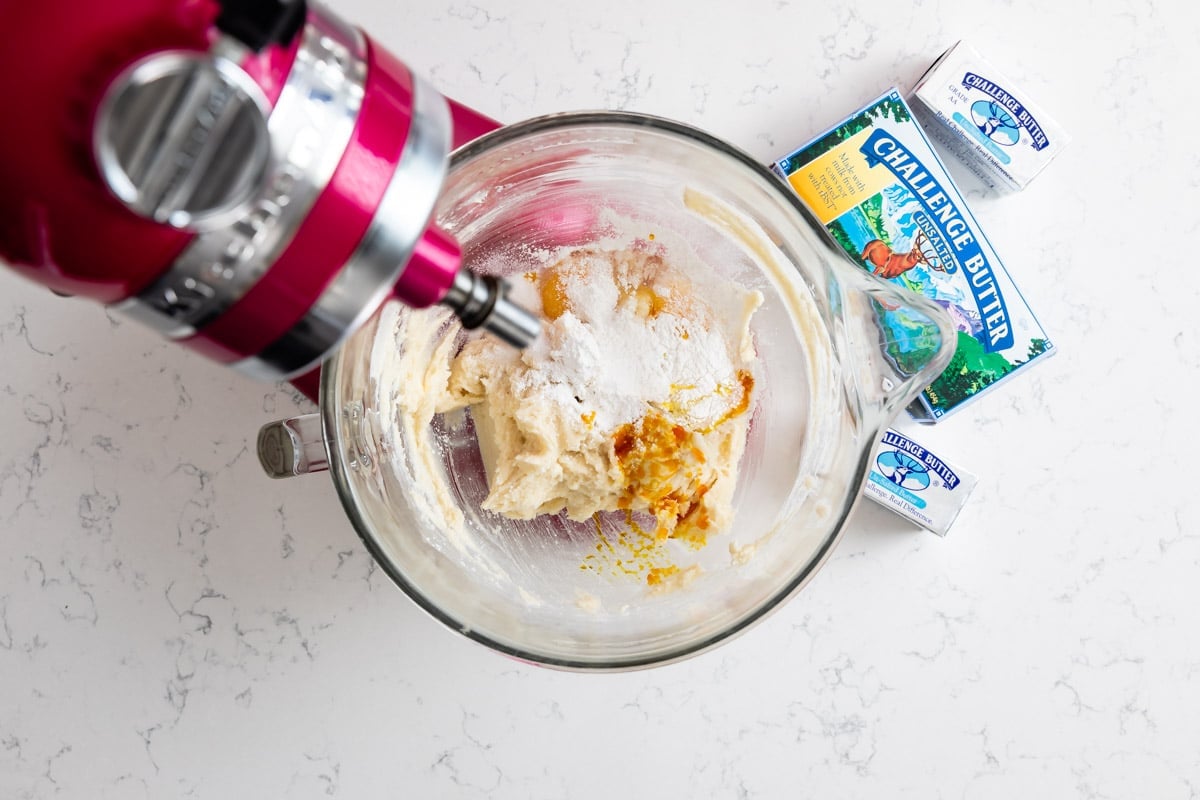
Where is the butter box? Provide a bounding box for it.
[863,428,977,536]
[771,89,1054,421]
[911,41,1069,191]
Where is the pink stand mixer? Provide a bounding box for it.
[0,0,541,402]
[1,0,964,670]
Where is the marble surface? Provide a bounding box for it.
[2,0,1197,797]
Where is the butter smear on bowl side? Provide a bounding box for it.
[771,89,1054,421]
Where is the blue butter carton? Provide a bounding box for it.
[864,428,977,536]
[772,89,1054,421]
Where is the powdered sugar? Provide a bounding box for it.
[504,245,753,433]
[430,213,763,532]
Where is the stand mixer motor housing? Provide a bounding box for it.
[0,0,539,399]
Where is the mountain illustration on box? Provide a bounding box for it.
[824,178,1047,415]
[774,90,1053,418]
[828,187,1047,414]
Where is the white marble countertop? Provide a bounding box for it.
[3,0,1197,797]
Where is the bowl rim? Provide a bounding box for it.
[320,110,876,672]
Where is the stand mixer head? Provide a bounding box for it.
[0,0,539,395]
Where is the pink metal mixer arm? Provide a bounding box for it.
[290,103,500,404]
[0,0,510,405]
[447,98,502,150]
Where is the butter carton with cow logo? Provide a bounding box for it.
[771,89,1053,421]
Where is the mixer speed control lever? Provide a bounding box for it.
[216,0,307,51]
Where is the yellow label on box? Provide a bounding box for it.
[784,129,895,225]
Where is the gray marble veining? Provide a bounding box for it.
[3,0,1199,797]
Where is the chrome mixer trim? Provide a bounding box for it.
[112,9,367,340]
[233,75,453,382]
[93,51,273,232]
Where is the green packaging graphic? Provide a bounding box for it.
[772,89,1053,420]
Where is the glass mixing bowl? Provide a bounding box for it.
[259,112,955,670]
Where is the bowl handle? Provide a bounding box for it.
[256,413,329,478]
[831,260,958,431]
